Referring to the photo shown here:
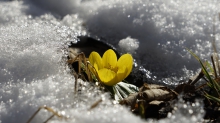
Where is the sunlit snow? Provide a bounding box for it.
[0,0,219,122]
[118,37,139,54]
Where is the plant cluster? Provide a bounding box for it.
[27,45,220,122]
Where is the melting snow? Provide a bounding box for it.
[0,0,219,122]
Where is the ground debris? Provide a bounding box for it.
[121,83,177,105]
[120,83,178,119]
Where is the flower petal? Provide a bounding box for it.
[102,49,117,70]
[117,54,133,78]
[89,51,103,70]
[98,68,116,86]
[94,63,99,72]
[116,66,128,82]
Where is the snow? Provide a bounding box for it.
[0,0,219,122]
[148,98,205,123]
[118,37,139,54]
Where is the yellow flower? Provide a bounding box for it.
[89,49,133,86]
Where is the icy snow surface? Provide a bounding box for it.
[118,37,139,54]
[0,0,219,122]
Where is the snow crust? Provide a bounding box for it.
[0,0,219,123]
[118,37,139,54]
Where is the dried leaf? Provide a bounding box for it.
[174,84,195,94]
[139,83,165,92]
[120,93,138,106]
[149,100,164,105]
[121,83,177,107]
[140,88,175,102]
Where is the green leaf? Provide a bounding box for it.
[205,93,220,103]
[187,48,220,101]
[106,82,139,101]
[117,82,139,94]
[187,49,216,88]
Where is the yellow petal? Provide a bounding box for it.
[116,66,128,82]
[94,63,99,72]
[102,49,117,70]
[98,68,116,86]
[107,78,118,86]
[89,51,103,70]
[117,54,133,78]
